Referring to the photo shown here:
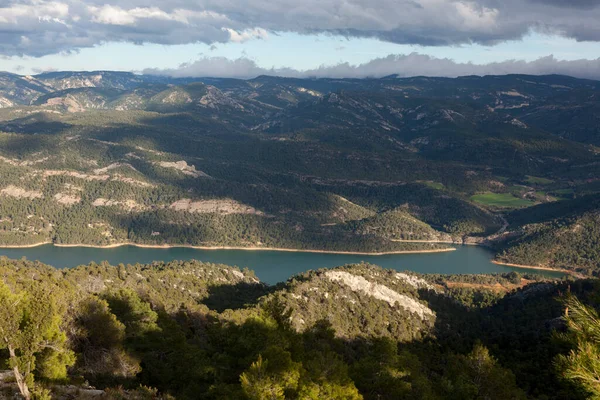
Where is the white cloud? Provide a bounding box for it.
[224,28,269,43]
[144,53,600,80]
[88,5,137,25]
[0,2,69,24]
[87,5,223,26]
[145,56,273,78]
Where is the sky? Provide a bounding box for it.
[1,0,600,79]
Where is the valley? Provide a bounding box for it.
[0,71,599,276]
[0,71,599,399]
[3,0,600,396]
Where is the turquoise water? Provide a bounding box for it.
[0,244,564,285]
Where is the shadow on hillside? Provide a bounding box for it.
[416,280,600,398]
[202,281,272,312]
[0,114,71,135]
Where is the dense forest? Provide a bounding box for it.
[494,195,600,275]
[0,258,598,399]
[1,72,599,273]
[0,72,600,398]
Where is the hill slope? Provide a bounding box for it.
[0,258,594,399]
[0,72,599,271]
[495,195,600,274]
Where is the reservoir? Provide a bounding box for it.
[0,244,565,285]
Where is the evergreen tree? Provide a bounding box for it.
[556,295,600,398]
[446,343,526,400]
[0,282,74,399]
[71,296,140,380]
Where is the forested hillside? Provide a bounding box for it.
[494,195,600,275]
[0,258,598,399]
[0,72,599,272]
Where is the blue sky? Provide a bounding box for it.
[4,32,600,75]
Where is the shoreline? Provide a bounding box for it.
[0,241,457,256]
[0,241,52,249]
[491,260,582,277]
[390,238,486,247]
[390,239,455,244]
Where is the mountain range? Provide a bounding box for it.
[0,71,598,274]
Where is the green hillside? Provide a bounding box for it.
[495,196,600,274]
[0,258,597,399]
[0,72,599,273]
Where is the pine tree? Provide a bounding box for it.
[71,296,141,378]
[0,282,75,400]
[555,295,600,398]
[446,342,526,400]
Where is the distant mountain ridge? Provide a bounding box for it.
[2,71,599,145]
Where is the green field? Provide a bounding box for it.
[471,193,534,208]
[525,175,554,185]
[422,181,445,190]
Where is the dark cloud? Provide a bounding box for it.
[143,53,600,80]
[2,0,600,56]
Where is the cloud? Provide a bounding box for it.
[31,67,58,73]
[223,28,269,43]
[144,57,280,79]
[143,53,600,80]
[1,0,600,56]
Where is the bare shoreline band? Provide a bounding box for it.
[0,241,457,256]
[491,260,580,277]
